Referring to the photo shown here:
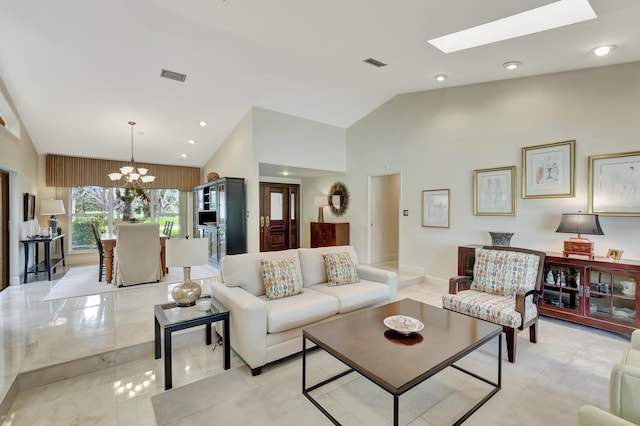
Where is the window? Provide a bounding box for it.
[70,186,110,251]
[70,186,182,251]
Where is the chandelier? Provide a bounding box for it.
[108,121,156,188]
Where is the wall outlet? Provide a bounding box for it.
[403,210,409,216]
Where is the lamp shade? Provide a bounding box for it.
[40,199,65,216]
[314,195,329,207]
[555,213,604,236]
[165,238,208,267]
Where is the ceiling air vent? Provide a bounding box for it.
[160,69,187,82]
[363,58,387,68]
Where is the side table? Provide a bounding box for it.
[154,295,230,390]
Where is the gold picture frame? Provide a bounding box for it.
[473,166,516,216]
[589,150,640,216]
[606,248,623,261]
[522,140,575,198]
[422,189,450,228]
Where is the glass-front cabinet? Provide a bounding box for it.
[587,268,636,326]
[542,262,581,314]
[457,246,640,335]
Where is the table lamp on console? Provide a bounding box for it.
[166,237,209,306]
[40,199,65,236]
[555,212,604,259]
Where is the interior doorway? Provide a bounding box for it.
[0,170,9,292]
[369,174,400,267]
[259,182,300,252]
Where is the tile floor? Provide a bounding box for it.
[0,262,632,425]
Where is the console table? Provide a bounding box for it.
[21,234,66,283]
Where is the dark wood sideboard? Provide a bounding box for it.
[458,245,640,335]
[310,222,349,248]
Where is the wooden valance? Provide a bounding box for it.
[46,154,201,192]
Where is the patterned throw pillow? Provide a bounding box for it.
[324,252,359,286]
[260,258,302,300]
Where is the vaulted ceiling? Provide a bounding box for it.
[1,0,639,168]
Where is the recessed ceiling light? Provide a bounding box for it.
[592,45,616,57]
[282,171,289,176]
[199,121,207,127]
[188,139,196,144]
[180,153,188,158]
[435,74,448,82]
[428,0,596,53]
[503,61,522,70]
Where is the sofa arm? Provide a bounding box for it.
[577,405,635,426]
[610,362,640,423]
[210,282,268,371]
[631,329,640,351]
[357,265,398,300]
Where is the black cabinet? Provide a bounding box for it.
[193,177,246,266]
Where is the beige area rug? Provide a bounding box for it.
[149,346,506,426]
[43,264,219,301]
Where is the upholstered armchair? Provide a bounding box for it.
[442,246,545,363]
[114,223,162,287]
[577,329,640,425]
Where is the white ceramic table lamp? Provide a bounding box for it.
[166,237,209,306]
[40,199,65,236]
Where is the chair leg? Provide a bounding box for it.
[505,327,517,363]
[98,255,104,282]
[529,320,538,343]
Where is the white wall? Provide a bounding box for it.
[347,62,640,281]
[205,107,348,252]
[0,75,40,285]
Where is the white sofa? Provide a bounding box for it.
[210,245,398,375]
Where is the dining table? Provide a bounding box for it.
[101,233,168,284]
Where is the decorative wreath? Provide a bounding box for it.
[328,181,350,216]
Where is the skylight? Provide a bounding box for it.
[428,0,597,53]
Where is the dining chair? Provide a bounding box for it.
[163,221,174,238]
[114,223,162,287]
[90,223,105,281]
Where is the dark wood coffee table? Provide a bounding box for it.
[302,298,502,425]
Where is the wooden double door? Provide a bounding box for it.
[259,182,299,252]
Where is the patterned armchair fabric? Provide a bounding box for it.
[471,249,540,298]
[443,246,545,363]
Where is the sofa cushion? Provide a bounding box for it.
[261,257,302,300]
[221,249,302,296]
[310,280,390,314]
[260,288,339,333]
[324,252,360,286]
[471,249,540,298]
[299,246,358,287]
[442,290,537,328]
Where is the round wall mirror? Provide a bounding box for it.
[328,181,350,217]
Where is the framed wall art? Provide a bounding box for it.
[522,140,575,198]
[422,189,449,228]
[589,150,640,216]
[473,166,516,216]
[23,193,35,221]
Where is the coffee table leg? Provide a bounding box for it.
[394,395,399,426]
[164,330,172,390]
[302,336,307,393]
